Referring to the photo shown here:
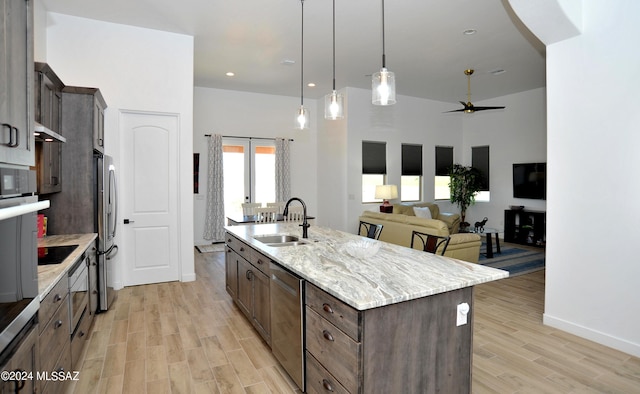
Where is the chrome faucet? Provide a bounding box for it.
[283,197,310,238]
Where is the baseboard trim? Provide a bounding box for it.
[181,272,196,282]
[543,313,640,358]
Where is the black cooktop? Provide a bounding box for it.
[37,245,78,265]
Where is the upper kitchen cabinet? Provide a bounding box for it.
[34,63,65,194]
[0,0,35,167]
[62,87,107,154]
[34,62,64,135]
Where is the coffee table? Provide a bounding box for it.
[477,227,501,258]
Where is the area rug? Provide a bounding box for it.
[478,243,545,277]
[195,243,225,253]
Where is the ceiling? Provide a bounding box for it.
[40,0,546,104]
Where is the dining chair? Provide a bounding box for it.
[358,221,383,240]
[284,206,305,222]
[254,207,278,223]
[266,202,286,214]
[410,230,450,255]
[242,202,262,216]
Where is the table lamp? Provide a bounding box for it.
[375,184,398,213]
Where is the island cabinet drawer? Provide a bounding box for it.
[39,296,70,374]
[306,351,351,394]
[250,250,271,276]
[39,276,69,334]
[306,307,361,393]
[306,282,361,341]
[225,233,252,262]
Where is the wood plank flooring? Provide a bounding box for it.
[67,249,640,393]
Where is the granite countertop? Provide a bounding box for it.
[37,233,98,299]
[226,223,509,311]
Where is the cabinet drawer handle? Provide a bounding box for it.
[322,330,334,342]
[79,330,86,338]
[256,259,264,265]
[246,270,253,280]
[322,303,334,314]
[322,379,335,392]
[227,238,232,243]
[240,247,245,252]
[54,320,63,329]
[54,294,62,302]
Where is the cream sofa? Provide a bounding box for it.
[358,210,481,263]
[392,202,461,234]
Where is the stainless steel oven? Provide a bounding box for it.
[0,167,49,357]
[68,253,89,335]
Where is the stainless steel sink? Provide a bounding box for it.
[267,241,309,247]
[254,234,309,247]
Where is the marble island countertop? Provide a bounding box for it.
[37,233,98,299]
[226,223,509,310]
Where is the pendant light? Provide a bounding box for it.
[324,0,344,120]
[372,0,396,106]
[295,0,309,130]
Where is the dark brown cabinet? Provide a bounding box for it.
[34,62,65,194]
[225,247,239,299]
[0,320,39,394]
[62,86,106,154]
[88,245,98,315]
[305,282,474,393]
[225,233,271,345]
[0,0,35,167]
[504,209,546,247]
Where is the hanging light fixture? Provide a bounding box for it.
[372,0,396,106]
[295,0,309,130]
[324,0,344,120]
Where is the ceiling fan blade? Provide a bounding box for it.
[443,108,466,113]
[472,106,506,111]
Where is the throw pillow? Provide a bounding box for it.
[413,206,432,219]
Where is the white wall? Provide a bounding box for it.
[462,88,547,230]
[340,87,464,233]
[542,2,640,357]
[192,87,318,245]
[42,13,195,286]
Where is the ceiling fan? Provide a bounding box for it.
[445,69,505,113]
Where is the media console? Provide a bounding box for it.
[504,209,546,247]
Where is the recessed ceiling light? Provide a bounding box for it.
[463,29,477,35]
[307,82,316,87]
[489,68,506,75]
[281,59,296,66]
[225,72,235,77]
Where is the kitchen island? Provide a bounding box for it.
[225,223,508,393]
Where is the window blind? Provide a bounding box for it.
[402,144,422,176]
[472,145,490,191]
[435,146,453,176]
[362,141,387,174]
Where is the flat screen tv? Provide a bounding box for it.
[513,163,546,200]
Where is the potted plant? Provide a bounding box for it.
[448,164,483,232]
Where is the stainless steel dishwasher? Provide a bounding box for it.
[270,262,304,391]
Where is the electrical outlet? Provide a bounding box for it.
[456,302,470,326]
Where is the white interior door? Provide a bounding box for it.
[121,111,179,286]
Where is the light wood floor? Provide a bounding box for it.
[67,250,640,393]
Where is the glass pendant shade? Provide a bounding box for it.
[295,105,309,130]
[324,90,344,120]
[372,67,396,106]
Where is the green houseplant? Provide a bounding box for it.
[449,164,483,231]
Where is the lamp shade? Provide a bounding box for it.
[375,184,398,200]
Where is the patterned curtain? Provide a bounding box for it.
[203,134,225,241]
[275,138,291,202]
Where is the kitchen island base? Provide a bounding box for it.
[306,282,473,394]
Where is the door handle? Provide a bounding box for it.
[124,219,134,224]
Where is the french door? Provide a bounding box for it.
[223,138,276,218]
